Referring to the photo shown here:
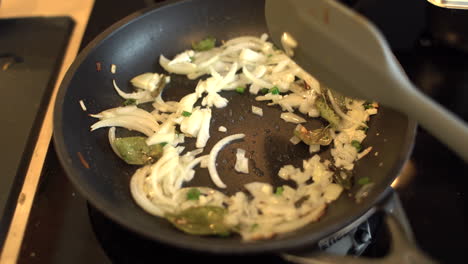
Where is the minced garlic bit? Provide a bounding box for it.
[218,126,227,132]
[251,105,263,116]
[357,146,373,160]
[111,64,116,74]
[289,136,301,145]
[79,100,87,111]
[234,148,249,174]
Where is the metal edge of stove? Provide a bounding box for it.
[0,17,76,249]
[0,1,96,263]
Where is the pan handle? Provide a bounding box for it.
[281,192,438,264]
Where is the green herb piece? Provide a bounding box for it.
[267,54,273,57]
[270,86,280,95]
[250,223,259,232]
[182,111,192,117]
[315,97,341,127]
[114,137,163,165]
[192,36,216,51]
[358,177,371,185]
[351,140,362,152]
[359,126,369,133]
[275,186,284,196]
[364,102,374,109]
[160,142,168,147]
[189,56,195,62]
[123,98,137,106]
[186,188,201,201]
[260,88,269,94]
[165,206,230,236]
[294,124,332,146]
[235,86,246,94]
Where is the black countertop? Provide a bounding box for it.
[17,0,468,263]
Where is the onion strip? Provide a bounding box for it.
[108,127,123,159]
[130,166,165,217]
[208,134,245,188]
[327,90,365,127]
[112,79,153,103]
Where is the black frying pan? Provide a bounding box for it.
[53,0,415,254]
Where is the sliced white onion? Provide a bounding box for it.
[327,90,363,127]
[273,203,326,234]
[221,42,262,57]
[153,94,178,113]
[255,93,282,102]
[180,109,204,137]
[91,116,157,137]
[149,146,180,204]
[309,144,320,153]
[195,108,212,148]
[168,50,195,65]
[323,183,343,203]
[243,66,273,89]
[130,72,161,92]
[223,36,265,46]
[208,134,245,188]
[272,59,290,73]
[130,166,165,217]
[183,155,208,181]
[113,79,153,103]
[160,55,197,75]
[200,156,209,168]
[90,105,155,122]
[202,91,228,108]
[280,112,306,124]
[177,92,199,114]
[183,148,204,158]
[146,133,175,146]
[249,83,261,95]
[240,48,267,64]
[195,52,220,69]
[108,127,123,159]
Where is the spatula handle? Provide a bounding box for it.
[394,76,468,162]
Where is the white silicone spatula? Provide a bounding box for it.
[265,0,468,162]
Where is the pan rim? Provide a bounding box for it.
[53,0,417,254]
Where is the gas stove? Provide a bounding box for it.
[6,0,468,263]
